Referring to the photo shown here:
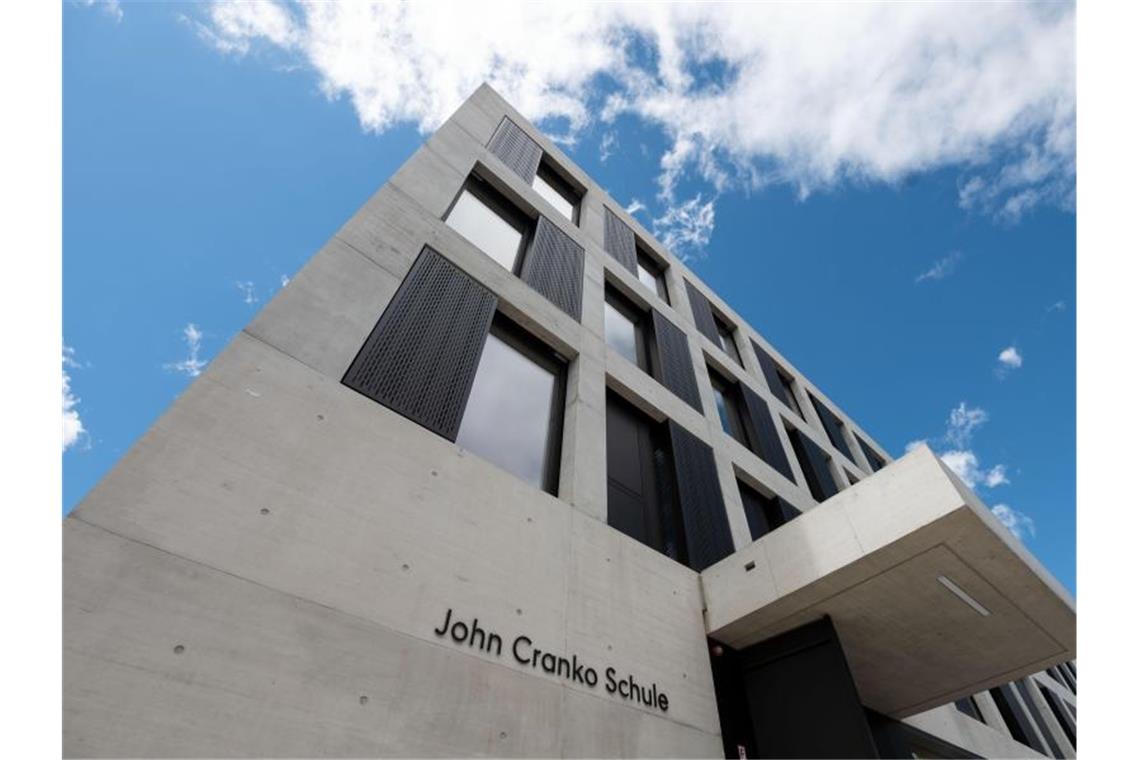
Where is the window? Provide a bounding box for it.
[738,480,799,541]
[845,470,860,485]
[776,369,803,418]
[604,286,650,371]
[810,395,855,463]
[445,177,529,272]
[531,161,581,223]
[754,341,804,419]
[954,696,983,722]
[709,368,752,449]
[856,435,886,473]
[714,315,742,365]
[786,425,840,502]
[636,247,670,303]
[454,319,565,493]
[605,393,687,565]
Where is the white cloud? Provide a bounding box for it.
[236,280,258,305]
[991,503,1036,541]
[191,2,1075,249]
[995,345,1023,379]
[600,131,617,163]
[76,0,123,23]
[63,348,88,452]
[915,402,1010,492]
[915,251,963,283]
[164,323,208,378]
[998,346,1023,369]
[280,274,291,288]
[625,199,647,217]
[651,194,716,261]
[1047,300,1066,313]
[984,463,1009,488]
[946,402,988,448]
[938,450,1008,490]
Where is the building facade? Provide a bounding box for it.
[63,85,1076,758]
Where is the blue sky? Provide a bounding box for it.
[63,2,1075,594]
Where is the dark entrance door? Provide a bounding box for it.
[710,617,880,759]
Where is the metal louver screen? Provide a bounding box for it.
[752,340,788,401]
[685,280,720,343]
[520,215,584,321]
[343,247,497,441]
[651,310,703,412]
[486,117,543,184]
[603,207,638,274]
[809,395,855,462]
[668,420,734,572]
[741,385,796,483]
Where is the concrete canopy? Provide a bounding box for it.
[701,445,1075,719]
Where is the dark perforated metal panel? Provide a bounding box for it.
[343,247,497,441]
[668,421,734,572]
[685,280,720,343]
[752,339,787,400]
[486,117,543,184]
[788,428,840,502]
[651,310,703,412]
[520,215,584,321]
[741,385,796,483]
[809,395,855,462]
[603,207,638,274]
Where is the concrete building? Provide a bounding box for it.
[63,84,1076,758]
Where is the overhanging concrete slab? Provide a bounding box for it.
[701,445,1075,719]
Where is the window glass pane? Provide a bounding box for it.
[532,173,576,221]
[715,319,741,365]
[637,262,658,291]
[455,333,557,489]
[445,190,523,271]
[604,301,639,365]
[713,386,734,437]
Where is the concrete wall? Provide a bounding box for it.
[65,84,730,758]
[64,83,1070,758]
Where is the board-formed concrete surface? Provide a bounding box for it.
[64,83,1072,758]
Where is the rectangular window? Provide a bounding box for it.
[445,176,530,272]
[454,318,565,493]
[954,696,983,722]
[738,480,800,542]
[636,247,670,304]
[531,161,581,224]
[709,368,752,450]
[604,286,650,372]
[714,314,742,365]
[809,394,855,462]
[776,369,803,418]
[786,425,840,502]
[856,434,886,473]
[754,340,804,419]
[605,393,687,565]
